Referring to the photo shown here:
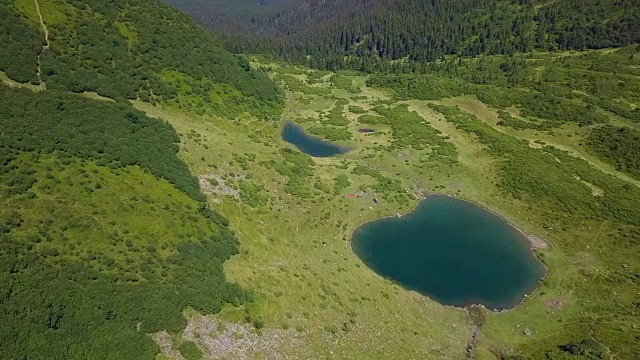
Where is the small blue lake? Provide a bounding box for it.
[281,121,347,157]
[352,195,545,310]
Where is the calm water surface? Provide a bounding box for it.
[281,121,346,157]
[352,195,545,310]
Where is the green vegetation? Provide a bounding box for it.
[181,0,640,71]
[428,104,640,356]
[249,53,640,358]
[322,99,350,126]
[551,339,609,359]
[330,74,360,93]
[361,104,457,162]
[2,0,640,358]
[369,46,640,130]
[308,126,352,141]
[0,10,291,356]
[367,73,469,101]
[430,104,640,225]
[179,341,203,360]
[0,86,203,201]
[497,110,553,131]
[587,125,640,179]
[274,73,331,96]
[239,180,270,207]
[298,98,354,141]
[352,165,412,205]
[333,174,351,194]
[262,148,314,198]
[2,0,283,119]
[0,3,42,83]
[0,65,245,357]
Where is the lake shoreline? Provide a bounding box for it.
[348,193,549,313]
[281,120,351,157]
[442,193,551,251]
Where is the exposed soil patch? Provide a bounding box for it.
[34,0,50,87]
[547,299,565,310]
[527,234,549,249]
[464,305,485,359]
[153,331,184,360]
[198,172,243,200]
[183,314,303,360]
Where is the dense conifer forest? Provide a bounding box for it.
[172,0,640,70]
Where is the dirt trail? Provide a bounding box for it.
[34,0,49,88]
[464,305,485,359]
[464,324,480,359]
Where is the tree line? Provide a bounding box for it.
[178,0,640,71]
[0,85,203,201]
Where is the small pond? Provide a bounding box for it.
[351,195,545,310]
[281,121,347,157]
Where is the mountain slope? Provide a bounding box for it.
[164,0,296,13]
[0,84,247,359]
[0,0,286,357]
[172,0,640,69]
[2,0,640,359]
[243,48,640,359]
[2,0,283,119]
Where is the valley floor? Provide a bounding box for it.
[121,57,640,359]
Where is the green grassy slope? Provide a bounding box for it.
[130,83,473,359]
[363,47,640,357]
[0,154,242,358]
[133,54,638,358]
[369,46,640,180]
[0,86,203,200]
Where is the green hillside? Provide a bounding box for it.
[136,50,638,358]
[1,0,283,119]
[0,85,247,359]
[367,46,640,180]
[0,0,284,357]
[2,0,640,359]
[173,0,640,70]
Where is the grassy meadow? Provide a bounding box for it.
[129,49,640,359]
[4,41,638,357]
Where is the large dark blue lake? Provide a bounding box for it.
[281,121,346,157]
[352,195,545,310]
